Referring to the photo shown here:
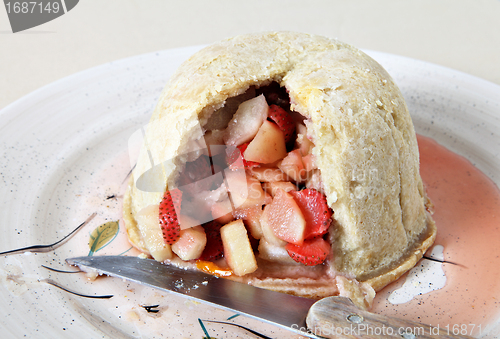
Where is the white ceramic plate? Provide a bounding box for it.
[0,46,499,338]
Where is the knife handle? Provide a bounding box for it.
[306,296,474,339]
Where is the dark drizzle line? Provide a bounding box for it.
[44,279,113,299]
[142,304,160,313]
[0,213,97,256]
[423,255,465,267]
[198,319,211,339]
[106,194,124,200]
[122,163,135,184]
[41,265,82,274]
[200,319,273,339]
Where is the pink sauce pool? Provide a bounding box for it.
[372,135,500,336]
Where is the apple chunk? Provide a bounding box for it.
[225,169,268,210]
[262,181,297,197]
[223,94,269,146]
[234,206,264,239]
[278,149,306,183]
[295,123,314,156]
[258,238,297,264]
[136,204,173,261]
[244,120,287,164]
[261,188,306,245]
[210,198,234,225]
[171,226,207,261]
[260,208,288,247]
[220,219,258,276]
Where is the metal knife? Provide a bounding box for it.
[66,256,472,339]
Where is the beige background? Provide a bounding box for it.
[1,0,500,109]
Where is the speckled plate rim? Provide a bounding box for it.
[0,45,499,338]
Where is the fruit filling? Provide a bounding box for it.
[155,83,334,277]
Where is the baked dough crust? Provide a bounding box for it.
[123,31,436,297]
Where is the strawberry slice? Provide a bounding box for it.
[286,237,330,266]
[199,220,224,261]
[268,105,295,144]
[226,143,260,170]
[159,188,183,245]
[289,189,333,239]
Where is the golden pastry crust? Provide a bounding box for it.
[124,31,436,298]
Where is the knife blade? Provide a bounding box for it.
[66,256,472,339]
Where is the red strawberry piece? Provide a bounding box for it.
[199,220,224,261]
[268,105,295,144]
[159,188,183,245]
[289,189,333,239]
[226,143,260,170]
[286,237,330,266]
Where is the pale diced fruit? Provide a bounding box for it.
[234,206,264,239]
[171,226,207,261]
[188,181,228,217]
[260,204,288,246]
[136,205,173,261]
[278,149,306,183]
[204,88,256,131]
[244,120,287,163]
[262,181,297,197]
[301,153,317,172]
[248,166,289,182]
[223,94,269,146]
[220,220,258,276]
[296,122,307,136]
[263,192,273,205]
[210,198,235,224]
[261,188,306,245]
[306,169,323,192]
[242,177,268,209]
[179,214,201,230]
[258,238,297,264]
[296,123,314,155]
[225,169,267,210]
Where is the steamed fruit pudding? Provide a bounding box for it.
[123,32,437,310]
[127,84,375,308]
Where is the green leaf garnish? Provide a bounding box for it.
[88,221,119,256]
